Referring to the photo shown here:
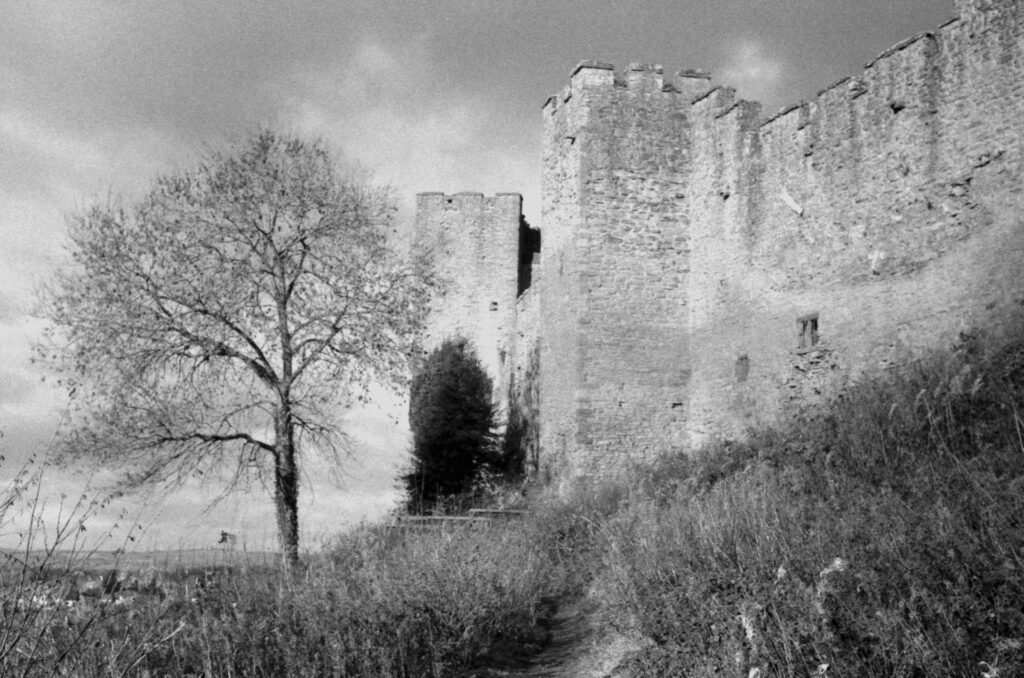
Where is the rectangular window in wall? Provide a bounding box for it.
[797,313,819,351]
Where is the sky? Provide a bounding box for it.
[0,0,956,551]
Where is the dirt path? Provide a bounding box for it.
[466,596,640,678]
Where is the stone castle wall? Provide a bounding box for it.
[684,0,1024,444]
[415,0,1024,480]
[538,64,705,476]
[413,192,523,414]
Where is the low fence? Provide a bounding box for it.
[390,509,526,534]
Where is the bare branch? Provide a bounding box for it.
[154,431,275,455]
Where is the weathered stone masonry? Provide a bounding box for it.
[416,0,1024,480]
[413,192,540,425]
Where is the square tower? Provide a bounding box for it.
[413,192,525,419]
[538,63,708,478]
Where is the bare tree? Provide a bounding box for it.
[38,130,431,569]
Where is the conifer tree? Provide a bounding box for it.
[404,339,497,513]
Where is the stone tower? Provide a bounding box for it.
[413,192,540,424]
[416,0,1024,482]
[538,63,713,477]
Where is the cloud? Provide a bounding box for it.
[718,40,784,106]
[0,296,14,324]
[0,317,62,418]
[0,371,34,408]
[0,109,108,173]
[278,36,539,225]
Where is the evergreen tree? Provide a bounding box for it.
[404,339,497,513]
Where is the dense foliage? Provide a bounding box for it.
[404,339,498,513]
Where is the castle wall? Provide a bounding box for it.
[538,74,587,476]
[685,0,1024,442]
[417,0,1024,481]
[414,192,522,413]
[508,286,541,473]
[540,63,710,478]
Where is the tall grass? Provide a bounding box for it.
[599,331,1024,676]
[0,479,599,676]
[0,421,151,678]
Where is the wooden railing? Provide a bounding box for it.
[390,509,526,532]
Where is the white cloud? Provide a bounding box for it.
[0,316,65,450]
[0,109,108,172]
[1,105,187,198]
[277,36,538,226]
[0,111,186,321]
[349,39,401,75]
[719,40,784,105]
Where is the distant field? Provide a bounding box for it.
[2,548,282,573]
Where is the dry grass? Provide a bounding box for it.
[597,331,1024,676]
[0,480,598,676]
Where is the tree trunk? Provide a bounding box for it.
[273,406,301,573]
[273,281,301,574]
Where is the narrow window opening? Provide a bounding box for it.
[797,314,820,350]
[735,354,750,382]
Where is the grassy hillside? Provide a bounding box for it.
[596,327,1024,676]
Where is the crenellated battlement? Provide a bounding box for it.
[546,61,717,116]
[417,0,1024,481]
[715,98,761,122]
[415,191,521,210]
[674,69,713,100]
[621,62,665,90]
[864,30,938,69]
[542,0,1015,186]
[691,85,734,115]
